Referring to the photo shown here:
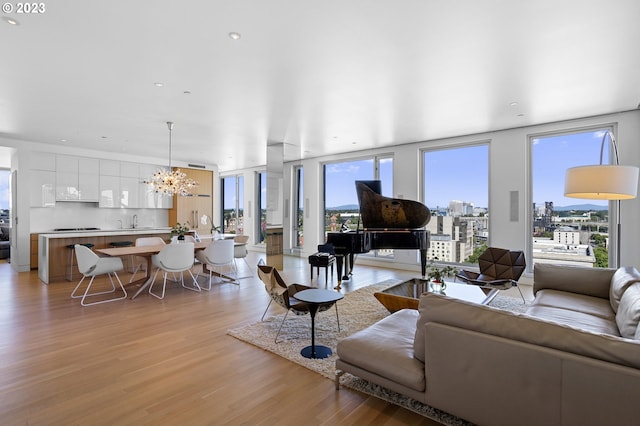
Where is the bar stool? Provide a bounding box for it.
[110,241,133,271]
[66,243,94,281]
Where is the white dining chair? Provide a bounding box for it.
[129,236,166,283]
[195,239,238,290]
[71,244,127,306]
[233,235,253,278]
[149,242,201,299]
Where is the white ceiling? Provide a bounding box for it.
[1,0,639,171]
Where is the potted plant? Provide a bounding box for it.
[426,259,457,292]
[171,222,190,241]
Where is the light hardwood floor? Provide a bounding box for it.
[0,253,529,425]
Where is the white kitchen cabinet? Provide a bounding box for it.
[100,160,120,176]
[100,162,141,208]
[56,155,99,202]
[30,152,56,207]
[120,162,139,178]
[29,170,56,207]
[99,175,119,207]
[79,158,99,201]
[120,177,139,208]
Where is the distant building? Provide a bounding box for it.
[554,227,580,245]
[448,200,475,216]
[426,215,474,262]
[532,237,595,267]
[543,201,554,226]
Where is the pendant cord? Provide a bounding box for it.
[167,121,174,169]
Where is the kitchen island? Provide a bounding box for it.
[38,228,172,284]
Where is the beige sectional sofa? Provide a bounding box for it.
[335,263,640,426]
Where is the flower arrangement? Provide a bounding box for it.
[426,259,457,283]
[170,222,190,238]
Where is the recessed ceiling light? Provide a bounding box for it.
[60,139,67,143]
[183,90,191,94]
[2,17,20,25]
[517,113,525,117]
[153,82,164,87]
[101,136,107,139]
[228,32,241,40]
[509,102,519,107]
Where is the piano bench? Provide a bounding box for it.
[308,252,336,285]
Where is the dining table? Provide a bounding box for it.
[96,241,214,299]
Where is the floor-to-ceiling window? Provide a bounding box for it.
[423,144,489,265]
[257,172,267,243]
[293,166,303,248]
[530,127,612,268]
[221,174,244,235]
[323,155,393,255]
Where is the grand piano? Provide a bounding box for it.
[327,180,431,285]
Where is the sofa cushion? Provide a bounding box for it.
[533,263,615,299]
[531,289,615,321]
[616,283,640,339]
[526,305,620,336]
[414,292,431,362]
[421,293,640,369]
[610,267,640,313]
[337,309,425,392]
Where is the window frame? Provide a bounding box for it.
[421,141,490,266]
[526,125,616,271]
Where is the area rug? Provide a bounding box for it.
[227,279,529,425]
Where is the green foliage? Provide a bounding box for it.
[170,222,190,236]
[590,233,606,246]
[426,260,458,282]
[466,243,488,264]
[593,246,609,268]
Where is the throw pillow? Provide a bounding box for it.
[610,266,640,313]
[616,283,640,339]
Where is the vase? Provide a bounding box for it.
[430,280,446,293]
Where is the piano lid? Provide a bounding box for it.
[355,180,431,230]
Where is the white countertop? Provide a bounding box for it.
[38,228,172,238]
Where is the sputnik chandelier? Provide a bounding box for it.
[145,121,198,196]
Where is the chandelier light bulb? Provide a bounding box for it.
[144,121,199,196]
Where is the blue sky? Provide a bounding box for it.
[532,130,609,207]
[0,170,9,210]
[323,129,611,209]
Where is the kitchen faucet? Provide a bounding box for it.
[132,214,138,229]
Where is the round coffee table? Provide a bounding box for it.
[293,289,344,359]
